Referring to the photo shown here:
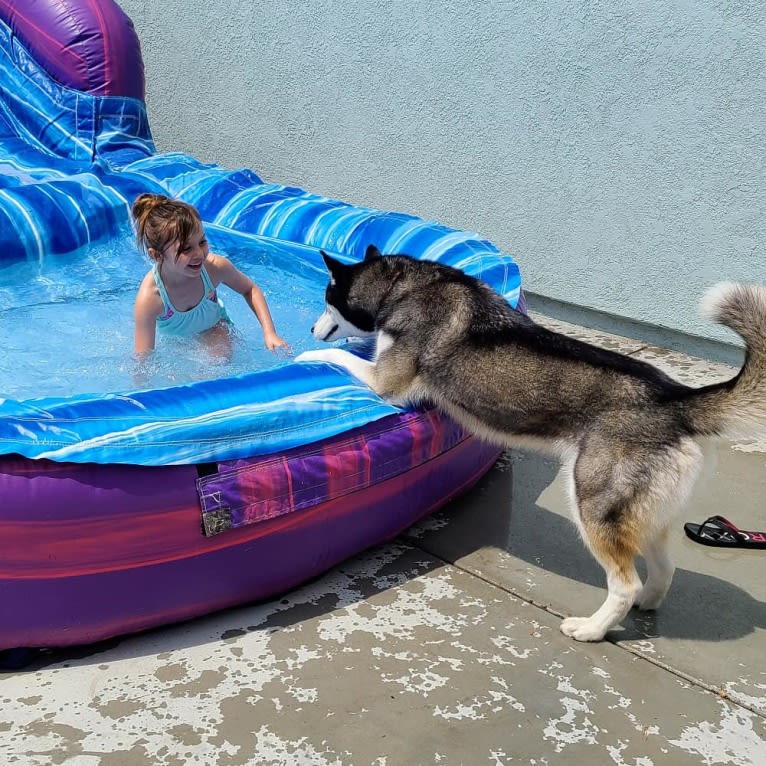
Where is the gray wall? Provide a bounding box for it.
[118,0,764,347]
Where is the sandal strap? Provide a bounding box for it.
[701,515,766,544]
[698,516,742,541]
[708,515,745,537]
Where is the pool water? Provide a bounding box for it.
[0,226,325,400]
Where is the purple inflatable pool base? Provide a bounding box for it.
[0,0,509,653]
[0,409,501,650]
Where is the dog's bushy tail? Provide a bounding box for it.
[687,282,766,438]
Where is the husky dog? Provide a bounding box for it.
[297,245,766,641]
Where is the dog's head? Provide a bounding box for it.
[311,244,398,342]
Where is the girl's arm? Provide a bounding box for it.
[134,273,161,357]
[211,255,289,351]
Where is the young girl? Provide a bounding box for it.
[132,193,288,357]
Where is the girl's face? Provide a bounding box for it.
[155,227,210,279]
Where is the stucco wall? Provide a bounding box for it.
[118,0,763,345]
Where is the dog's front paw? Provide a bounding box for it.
[560,616,607,642]
[295,348,377,389]
[295,347,371,379]
[295,349,338,364]
[295,348,359,370]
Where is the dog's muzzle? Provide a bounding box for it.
[312,323,338,342]
[311,310,339,342]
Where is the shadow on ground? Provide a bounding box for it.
[406,450,765,644]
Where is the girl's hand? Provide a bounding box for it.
[264,331,290,353]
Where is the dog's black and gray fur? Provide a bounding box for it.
[297,245,766,641]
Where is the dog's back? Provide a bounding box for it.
[376,258,766,450]
[374,257,695,449]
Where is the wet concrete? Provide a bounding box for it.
[1,318,764,765]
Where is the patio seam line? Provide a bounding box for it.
[401,536,766,721]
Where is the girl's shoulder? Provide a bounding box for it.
[135,269,163,315]
[203,254,233,283]
[137,267,161,293]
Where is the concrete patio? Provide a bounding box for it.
[2,315,764,765]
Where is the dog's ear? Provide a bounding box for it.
[364,244,383,261]
[321,250,346,277]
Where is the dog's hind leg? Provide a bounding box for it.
[561,436,703,641]
[560,515,644,642]
[559,441,646,642]
[637,437,702,610]
[636,527,674,611]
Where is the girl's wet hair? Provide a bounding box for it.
[132,193,203,262]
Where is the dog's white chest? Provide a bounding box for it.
[375,331,395,360]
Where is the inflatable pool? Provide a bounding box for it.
[0,1,522,650]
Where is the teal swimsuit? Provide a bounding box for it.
[153,264,231,336]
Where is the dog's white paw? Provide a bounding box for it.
[559,616,607,642]
[295,349,340,364]
[295,348,375,388]
[295,348,361,372]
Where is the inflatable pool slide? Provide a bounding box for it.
[0,0,522,652]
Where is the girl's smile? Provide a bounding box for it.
[159,228,210,282]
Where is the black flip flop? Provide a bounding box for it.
[684,515,766,549]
